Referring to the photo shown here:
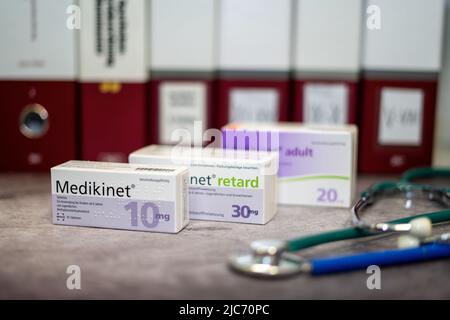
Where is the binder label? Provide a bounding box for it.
[80,0,147,81]
[378,88,424,146]
[303,83,349,124]
[229,89,279,123]
[159,82,207,144]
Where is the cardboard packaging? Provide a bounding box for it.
[222,122,357,208]
[130,145,279,224]
[51,161,189,233]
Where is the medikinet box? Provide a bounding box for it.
[129,146,278,224]
[222,123,357,208]
[51,161,189,233]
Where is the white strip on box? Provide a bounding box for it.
[51,161,189,233]
[129,146,279,224]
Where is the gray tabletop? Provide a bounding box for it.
[0,173,449,299]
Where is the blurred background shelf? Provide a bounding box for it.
[1,0,450,174]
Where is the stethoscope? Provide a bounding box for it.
[229,167,450,277]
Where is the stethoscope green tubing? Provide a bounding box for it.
[400,167,450,185]
[287,209,450,252]
[359,167,450,199]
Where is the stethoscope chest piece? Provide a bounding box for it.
[228,239,304,278]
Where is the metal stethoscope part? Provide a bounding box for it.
[229,240,306,277]
[352,182,449,237]
[19,103,49,139]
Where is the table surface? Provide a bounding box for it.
[0,173,449,299]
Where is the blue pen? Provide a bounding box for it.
[310,243,450,275]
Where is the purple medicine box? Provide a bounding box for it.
[222,122,357,207]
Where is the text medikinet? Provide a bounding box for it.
[56,180,132,198]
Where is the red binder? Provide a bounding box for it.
[291,0,362,125]
[80,83,147,162]
[79,0,148,162]
[360,0,445,173]
[359,78,438,173]
[217,0,292,127]
[0,0,77,171]
[0,82,77,171]
[149,0,217,145]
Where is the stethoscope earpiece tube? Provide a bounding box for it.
[310,243,450,276]
[287,210,450,252]
[400,167,450,184]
